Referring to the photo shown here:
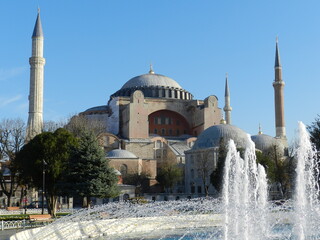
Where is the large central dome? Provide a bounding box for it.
[121,73,182,90]
[111,69,193,100]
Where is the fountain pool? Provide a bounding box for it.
[10,122,320,240]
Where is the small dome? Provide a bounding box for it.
[113,169,121,176]
[121,73,182,90]
[106,149,138,159]
[192,124,250,150]
[251,134,284,153]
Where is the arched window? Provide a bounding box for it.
[123,194,130,201]
[120,164,128,176]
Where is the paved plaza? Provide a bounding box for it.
[0,229,24,240]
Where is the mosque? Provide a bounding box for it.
[81,41,287,196]
[26,12,287,198]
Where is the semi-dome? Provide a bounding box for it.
[82,105,108,114]
[192,124,250,150]
[111,69,193,100]
[106,149,138,159]
[251,134,285,153]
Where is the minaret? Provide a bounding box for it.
[26,10,45,140]
[223,73,232,124]
[273,38,286,140]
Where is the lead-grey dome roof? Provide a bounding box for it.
[111,72,193,100]
[83,105,108,114]
[251,134,284,153]
[106,149,138,159]
[113,169,121,176]
[192,124,250,150]
[121,74,182,90]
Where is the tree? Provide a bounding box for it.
[65,114,106,138]
[122,172,150,193]
[156,161,182,193]
[0,118,26,207]
[196,150,215,197]
[210,139,227,194]
[43,120,66,133]
[15,128,77,216]
[65,131,119,208]
[256,146,291,198]
[307,115,320,151]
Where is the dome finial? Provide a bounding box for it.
[149,63,155,74]
[220,118,226,124]
[258,123,263,135]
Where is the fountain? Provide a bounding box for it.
[292,121,320,239]
[223,138,268,240]
[10,122,320,240]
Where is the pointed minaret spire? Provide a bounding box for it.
[225,73,230,97]
[273,38,286,142]
[223,73,232,125]
[32,9,43,38]
[27,11,45,140]
[275,36,281,68]
[149,63,155,74]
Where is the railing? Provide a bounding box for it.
[0,219,51,230]
[0,208,75,231]
[0,208,74,215]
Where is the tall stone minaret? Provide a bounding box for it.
[26,10,45,140]
[273,38,286,140]
[223,73,232,124]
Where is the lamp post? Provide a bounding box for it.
[42,159,46,214]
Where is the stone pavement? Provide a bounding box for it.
[0,229,24,240]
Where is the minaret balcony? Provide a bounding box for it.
[29,57,46,65]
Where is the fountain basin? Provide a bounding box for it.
[10,214,224,240]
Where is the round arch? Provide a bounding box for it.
[148,110,191,137]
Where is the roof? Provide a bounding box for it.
[32,13,43,38]
[192,124,250,150]
[113,169,121,176]
[106,149,138,159]
[124,138,152,143]
[83,105,108,113]
[121,73,182,90]
[168,141,191,156]
[251,134,284,152]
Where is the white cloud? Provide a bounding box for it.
[0,95,23,107]
[0,66,27,82]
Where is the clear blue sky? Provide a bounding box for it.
[1,0,319,143]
